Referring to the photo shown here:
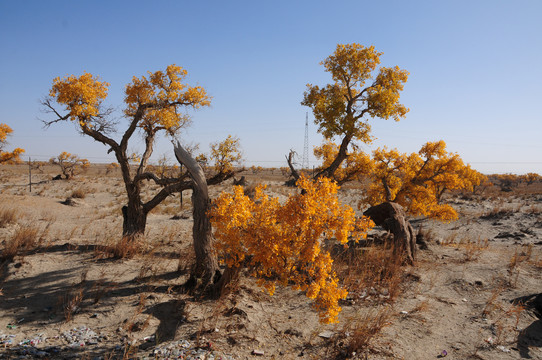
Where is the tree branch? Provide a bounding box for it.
[134,171,189,186]
[143,180,192,213]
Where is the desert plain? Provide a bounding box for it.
[0,164,541,359]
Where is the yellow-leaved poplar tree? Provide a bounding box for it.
[209,175,374,323]
[364,140,486,221]
[521,172,540,185]
[297,43,409,180]
[209,135,242,175]
[49,151,90,179]
[43,65,241,237]
[0,123,25,164]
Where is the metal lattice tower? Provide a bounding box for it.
[302,112,309,170]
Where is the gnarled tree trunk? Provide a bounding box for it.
[285,150,301,186]
[363,202,416,264]
[174,141,220,291]
[121,184,148,238]
[122,204,147,238]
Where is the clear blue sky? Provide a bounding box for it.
[1,0,541,174]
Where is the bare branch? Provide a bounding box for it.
[40,97,70,127]
[143,180,192,213]
[134,171,189,186]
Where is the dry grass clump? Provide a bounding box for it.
[1,223,42,262]
[62,287,84,322]
[461,237,489,262]
[480,204,520,220]
[332,307,394,358]
[0,207,18,228]
[70,188,87,199]
[96,234,148,259]
[332,240,406,303]
[481,285,526,347]
[507,244,533,287]
[438,232,489,262]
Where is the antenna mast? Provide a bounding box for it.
[302,112,309,170]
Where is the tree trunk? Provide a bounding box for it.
[122,203,147,238]
[285,150,301,186]
[363,202,416,264]
[174,141,220,291]
[314,133,353,180]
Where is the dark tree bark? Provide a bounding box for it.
[122,204,147,238]
[363,202,416,264]
[174,141,220,290]
[313,133,353,180]
[233,176,247,186]
[285,150,301,186]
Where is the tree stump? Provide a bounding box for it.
[174,141,220,291]
[233,176,247,186]
[363,202,416,264]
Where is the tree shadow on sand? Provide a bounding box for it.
[512,293,542,359]
[142,299,187,347]
[0,242,185,327]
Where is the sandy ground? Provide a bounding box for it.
[0,164,541,359]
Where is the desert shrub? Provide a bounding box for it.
[49,152,90,179]
[97,235,147,259]
[210,175,374,323]
[1,224,40,262]
[0,207,17,228]
[333,307,394,357]
[332,240,406,303]
[461,237,489,262]
[70,188,86,199]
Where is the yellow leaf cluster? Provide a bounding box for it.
[365,140,486,221]
[367,66,410,121]
[49,72,110,125]
[313,141,373,184]
[210,176,374,323]
[0,123,13,144]
[49,151,89,178]
[0,123,25,164]
[0,147,24,164]
[48,65,210,138]
[124,64,211,134]
[209,135,242,174]
[128,152,141,165]
[302,43,409,143]
[521,172,541,185]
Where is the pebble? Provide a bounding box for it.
[148,339,236,359]
[62,326,105,346]
[2,327,236,359]
[318,330,334,339]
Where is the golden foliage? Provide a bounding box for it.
[521,172,541,185]
[365,140,486,221]
[313,141,373,184]
[0,123,25,164]
[210,175,374,323]
[50,72,110,126]
[49,151,90,179]
[48,64,210,136]
[209,135,242,174]
[128,152,141,165]
[124,64,211,134]
[302,43,409,143]
[0,123,13,144]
